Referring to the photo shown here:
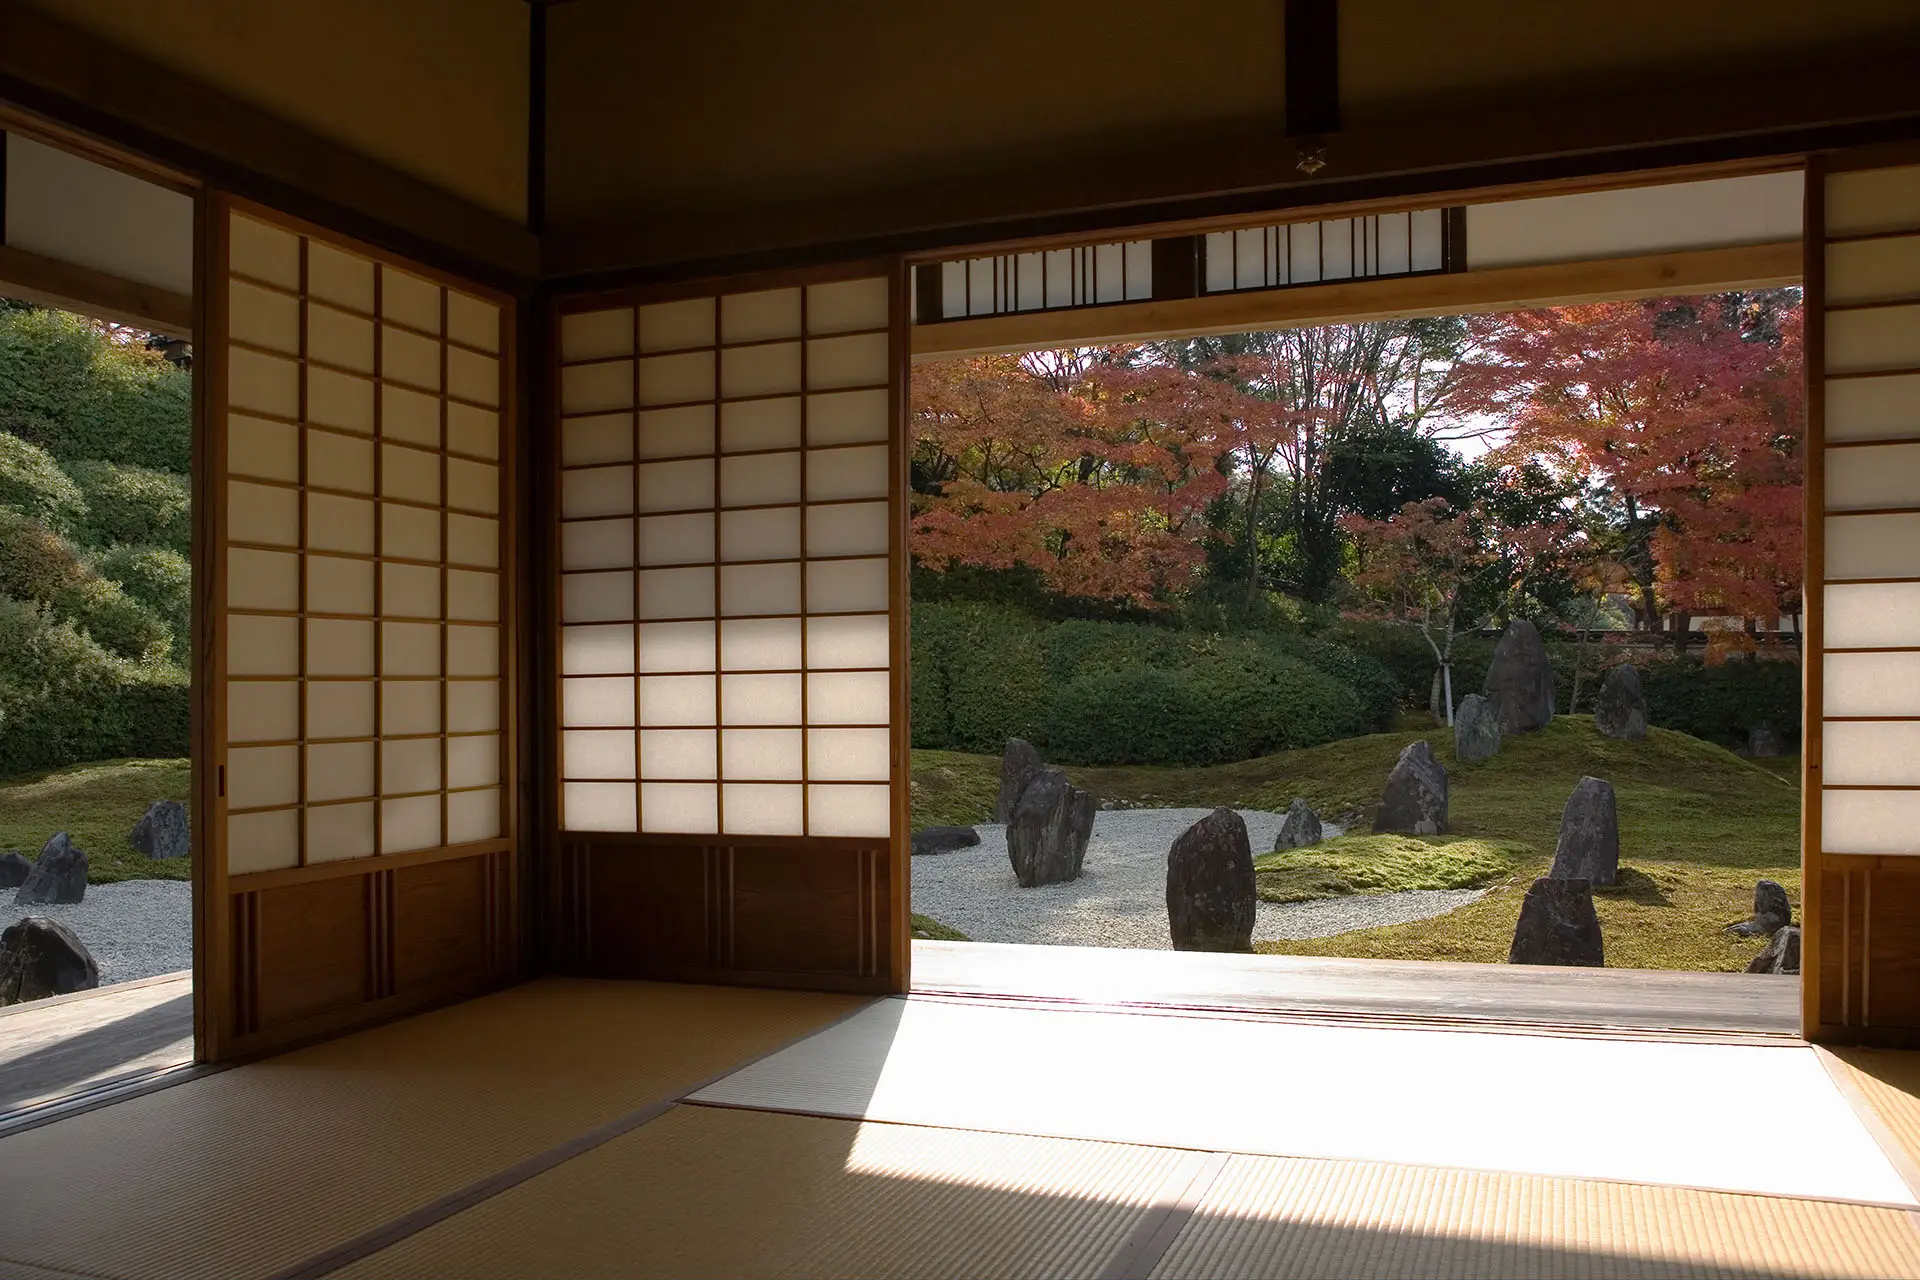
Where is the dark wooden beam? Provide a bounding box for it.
[0,241,193,335]
[1284,0,1339,138]
[543,43,1920,286]
[0,1,538,288]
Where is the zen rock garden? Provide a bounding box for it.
[0,799,188,1008]
[909,619,1801,976]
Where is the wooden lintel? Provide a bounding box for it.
[0,241,193,336]
[910,241,1802,360]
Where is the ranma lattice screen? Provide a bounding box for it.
[557,280,896,838]
[221,209,509,874]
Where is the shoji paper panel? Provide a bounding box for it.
[222,209,508,874]
[558,277,896,837]
[1820,164,1920,859]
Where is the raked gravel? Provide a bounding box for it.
[912,807,1487,950]
[5,879,191,985]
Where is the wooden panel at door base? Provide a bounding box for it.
[555,835,897,994]
[1817,865,1920,1047]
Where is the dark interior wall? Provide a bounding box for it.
[14,0,530,224]
[544,0,1920,274]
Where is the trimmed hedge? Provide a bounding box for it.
[1637,657,1801,751]
[912,603,1386,765]
[0,434,85,532]
[0,598,188,777]
[0,308,191,472]
[66,460,191,553]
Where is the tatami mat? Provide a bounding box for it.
[1151,1153,1920,1279]
[0,980,863,1280]
[330,1104,1187,1280]
[690,996,1916,1206]
[1831,1047,1920,1178]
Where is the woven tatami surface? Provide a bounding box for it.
[0,980,862,1280]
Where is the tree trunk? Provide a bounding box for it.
[1442,663,1455,727]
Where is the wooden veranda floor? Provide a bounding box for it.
[910,940,1803,1038]
[0,971,194,1123]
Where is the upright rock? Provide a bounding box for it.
[1167,808,1256,952]
[1729,879,1792,937]
[1453,693,1502,763]
[1747,724,1782,758]
[1747,924,1801,975]
[0,917,99,1005]
[1508,878,1605,967]
[911,826,980,857]
[1593,665,1648,740]
[1274,797,1323,850]
[994,738,1046,823]
[1548,777,1619,886]
[1005,767,1095,887]
[1373,740,1449,835]
[1483,619,1556,733]
[131,800,190,860]
[0,852,29,889]
[16,834,87,905]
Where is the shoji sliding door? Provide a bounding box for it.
[1808,154,1920,1043]
[550,268,908,993]
[204,197,518,1058]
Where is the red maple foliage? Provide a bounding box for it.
[1456,294,1803,644]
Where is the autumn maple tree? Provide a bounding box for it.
[1457,292,1804,651]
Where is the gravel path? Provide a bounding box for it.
[912,808,1486,950]
[7,880,191,985]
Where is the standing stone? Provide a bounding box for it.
[1483,619,1556,733]
[994,738,1046,823]
[1747,724,1782,758]
[1730,879,1793,936]
[911,826,980,857]
[1167,808,1256,952]
[1274,797,1323,850]
[0,852,29,889]
[0,916,99,1005]
[1454,693,1502,763]
[1372,741,1449,835]
[1746,924,1802,975]
[1593,665,1648,740]
[1508,878,1605,967]
[131,799,190,860]
[1547,777,1619,886]
[1005,767,1095,887]
[16,833,87,905]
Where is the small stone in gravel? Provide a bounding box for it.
[1594,665,1648,741]
[1166,808,1256,953]
[1548,777,1618,886]
[1454,693,1501,763]
[1509,877,1604,967]
[1274,798,1322,850]
[1373,741,1448,836]
[1007,768,1095,887]
[912,826,980,857]
[132,800,190,860]
[17,833,87,905]
[0,852,29,889]
[1747,924,1800,975]
[0,916,99,1005]
[994,738,1046,824]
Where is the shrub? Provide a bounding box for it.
[910,602,1050,752]
[0,434,86,531]
[94,545,191,659]
[0,506,88,602]
[1041,645,1370,766]
[0,597,189,776]
[1263,634,1400,731]
[1039,619,1188,686]
[53,576,173,662]
[1639,656,1802,750]
[66,461,191,552]
[0,308,191,472]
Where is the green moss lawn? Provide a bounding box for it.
[0,758,191,883]
[911,718,1798,971]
